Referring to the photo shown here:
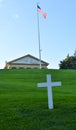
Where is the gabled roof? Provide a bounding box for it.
[7,54,49,65]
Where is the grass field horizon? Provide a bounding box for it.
[0,69,76,130]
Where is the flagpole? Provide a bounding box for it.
[37,3,42,69]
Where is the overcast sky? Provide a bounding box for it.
[0,0,76,69]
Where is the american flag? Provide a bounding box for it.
[37,5,47,19]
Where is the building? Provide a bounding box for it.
[5,54,49,69]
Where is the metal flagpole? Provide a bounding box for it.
[37,3,42,69]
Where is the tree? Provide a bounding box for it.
[74,50,76,58]
[59,50,76,69]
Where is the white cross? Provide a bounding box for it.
[37,74,61,109]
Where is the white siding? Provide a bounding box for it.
[12,56,43,64]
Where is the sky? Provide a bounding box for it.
[0,0,76,69]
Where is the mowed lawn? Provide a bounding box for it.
[0,69,76,130]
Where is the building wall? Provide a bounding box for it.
[8,64,47,69]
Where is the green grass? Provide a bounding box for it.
[0,69,76,130]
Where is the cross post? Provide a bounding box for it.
[37,74,61,109]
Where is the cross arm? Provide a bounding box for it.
[51,82,61,87]
[37,82,47,88]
